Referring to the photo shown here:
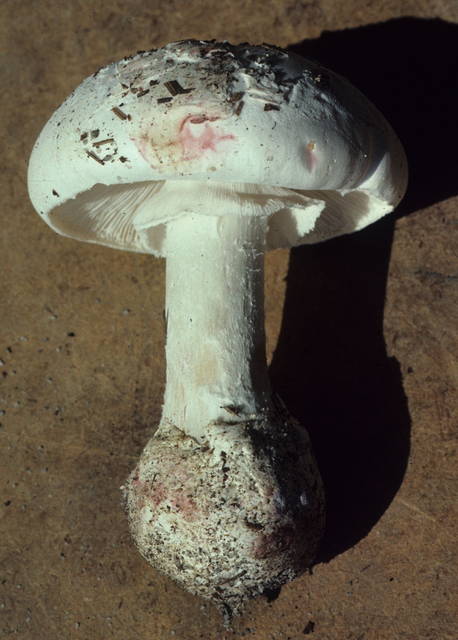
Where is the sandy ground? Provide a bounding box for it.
[1,1,457,638]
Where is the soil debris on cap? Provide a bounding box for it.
[164,80,194,95]
[86,150,105,165]
[111,107,130,120]
[229,91,245,103]
[93,138,115,147]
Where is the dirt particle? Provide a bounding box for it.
[303,620,315,635]
[112,107,130,120]
[93,138,115,147]
[164,80,193,95]
[86,150,105,165]
[229,91,244,103]
[244,518,264,531]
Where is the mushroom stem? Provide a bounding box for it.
[126,211,325,613]
[161,212,273,439]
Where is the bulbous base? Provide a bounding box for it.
[123,408,325,616]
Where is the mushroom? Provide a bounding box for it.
[28,40,407,616]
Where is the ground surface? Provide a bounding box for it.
[1,1,457,639]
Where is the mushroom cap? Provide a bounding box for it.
[28,40,407,256]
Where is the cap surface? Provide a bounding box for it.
[28,40,407,255]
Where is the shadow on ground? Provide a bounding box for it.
[270,17,458,563]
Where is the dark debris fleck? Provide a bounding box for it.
[86,150,104,165]
[111,107,130,120]
[229,91,244,103]
[235,101,244,116]
[303,621,315,635]
[93,138,115,147]
[164,80,193,95]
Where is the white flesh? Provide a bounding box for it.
[161,212,272,438]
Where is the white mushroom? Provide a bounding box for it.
[28,40,407,616]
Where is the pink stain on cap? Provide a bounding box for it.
[133,113,236,169]
[305,141,318,172]
[178,114,236,161]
